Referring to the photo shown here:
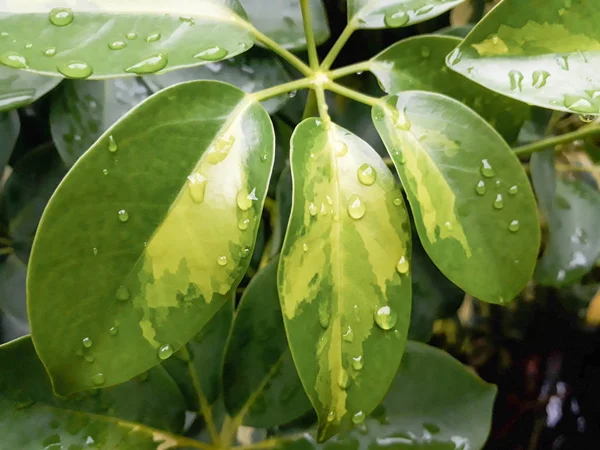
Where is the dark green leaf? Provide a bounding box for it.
[0,66,60,111]
[28,81,275,394]
[373,92,540,304]
[0,109,19,169]
[0,254,28,330]
[272,164,292,257]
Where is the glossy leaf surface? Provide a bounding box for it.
[0,66,60,111]
[0,0,253,79]
[279,119,412,441]
[373,92,539,304]
[448,0,600,114]
[531,151,600,286]
[370,35,529,142]
[28,81,275,394]
[224,256,311,428]
[275,342,496,450]
[0,337,186,448]
[0,109,19,169]
[241,0,330,50]
[50,79,149,166]
[347,0,464,29]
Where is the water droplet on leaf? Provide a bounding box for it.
[493,194,504,210]
[187,173,207,203]
[309,202,318,216]
[579,113,597,123]
[352,411,366,424]
[302,243,308,252]
[158,344,174,360]
[195,46,228,61]
[109,326,118,336]
[393,197,403,206]
[318,302,330,329]
[327,411,335,422]
[0,52,28,69]
[125,53,168,74]
[126,32,138,40]
[508,220,520,232]
[43,47,57,57]
[374,305,397,330]
[396,256,409,274]
[145,32,161,43]
[116,285,130,301]
[108,135,118,153]
[352,355,363,371]
[109,41,126,50]
[480,159,495,178]
[334,140,348,157]
[342,326,354,342]
[237,188,258,211]
[49,8,74,26]
[337,370,350,389]
[206,136,235,164]
[384,10,409,27]
[91,373,105,386]
[347,194,366,220]
[82,337,93,348]
[508,185,518,195]
[57,61,93,79]
[118,209,129,222]
[357,163,377,186]
[217,255,228,266]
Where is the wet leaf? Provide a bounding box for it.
[373,92,540,304]
[0,109,19,170]
[28,81,275,395]
[347,0,465,29]
[448,0,600,114]
[224,256,311,428]
[241,0,330,50]
[279,118,412,441]
[0,336,187,448]
[370,35,529,143]
[0,0,253,79]
[0,66,60,112]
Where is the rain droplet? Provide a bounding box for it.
[352,411,366,424]
[396,256,409,274]
[393,197,403,206]
[92,373,105,386]
[92,247,98,256]
[82,337,93,348]
[334,140,348,157]
[579,113,597,123]
[563,95,598,114]
[126,32,138,40]
[532,70,550,89]
[493,194,504,210]
[357,163,377,186]
[118,209,129,222]
[109,41,127,50]
[116,285,130,301]
[237,188,258,211]
[508,220,520,232]
[238,216,251,231]
[374,305,397,330]
[108,135,118,153]
[326,195,333,206]
[158,344,174,360]
[260,153,268,162]
[146,32,161,43]
[475,180,486,195]
[187,172,207,203]
[57,61,93,79]
[337,370,350,389]
[309,202,318,216]
[206,136,235,164]
[508,70,524,91]
[318,302,330,329]
[43,47,57,57]
[102,169,108,176]
[125,53,168,74]
[480,159,495,178]
[417,5,433,15]
[109,326,118,336]
[302,243,308,252]
[0,52,28,69]
[347,194,366,220]
[352,355,364,371]
[194,46,228,61]
[383,10,409,27]
[327,411,335,422]
[240,246,251,258]
[444,221,453,231]
[447,48,462,66]
[342,326,354,342]
[508,185,518,195]
[217,255,228,266]
[49,7,74,27]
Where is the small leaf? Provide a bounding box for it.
[0,66,61,112]
[0,109,19,170]
[279,119,412,441]
[447,0,600,114]
[28,81,275,394]
[373,92,540,304]
[0,336,187,447]
[370,35,529,142]
[224,256,311,428]
[240,0,330,50]
[347,0,465,29]
[531,151,600,286]
[0,0,253,79]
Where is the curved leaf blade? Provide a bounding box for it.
[348,0,464,30]
[373,92,540,304]
[0,0,253,79]
[279,119,412,441]
[447,0,600,114]
[224,256,311,428]
[0,109,19,169]
[0,336,186,448]
[28,80,275,395]
[0,66,60,111]
[370,35,529,143]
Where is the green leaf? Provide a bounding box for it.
[370,35,530,143]
[0,336,187,448]
[272,164,292,257]
[347,0,465,29]
[0,66,60,111]
[279,118,412,441]
[144,48,291,115]
[275,342,496,449]
[0,0,253,79]
[531,151,600,286]
[50,79,149,166]
[240,0,330,50]
[0,109,19,169]
[447,0,600,114]
[373,92,540,304]
[0,254,28,329]
[437,24,473,38]
[162,297,234,411]
[28,80,275,395]
[224,256,311,428]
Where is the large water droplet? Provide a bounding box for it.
[532,70,550,89]
[508,70,524,91]
[337,370,350,389]
[352,411,366,424]
[508,220,520,232]
[309,202,318,216]
[206,136,235,164]
[374,305,397,330]
[493,194,504,210]
[357,163,377,186]
[85,355,95,363]
[82,337,93,348]
[508,185,518,195]
[57,61,93,79]
[125,53,168,74]
[563,95,598,114]
[347,194,366,220]
[384,10,409,27]
[216,255,227,267]
[43,47,57,57]
[352,355,363,371]
[475,180,486,195]
[116,285,130,301]
[0,52,28,69]
[396,256,409,274]
[187,172,207,203]
[237,188,258,211]
[146,32,161,43]
[109,326,118,336]
[480,159,495,178]
[195,46,228,61]
[118,209,129,222]
[109,41,127,50]
[318,302,330,329]
[342,326,354,343]
[92,373,105,386]
[49,7,74,26]
[108,135,118,153]
[126,32,138,40]
[158,344,174,360]
[393,197,403,206]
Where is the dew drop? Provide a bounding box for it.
[357,163,377,186]
[158,344,174,360]
[493,194,504,210]
[145,32,161,43]
[508,185,518,195]
[237,188,258,211]
[352,411,366,424]
[342,326,354,343]
[91,373,105,386]
[579,113,597,123]
[508,220,520,232]
[85,355,95,363]
[337,370,350,389]
[43,47,57,57]
[480,159,495,178]
[82,337,93,348]
[396,256,409,274]
[318,302,330,329]
[302,243,308,252]
[92,247,98,256]
[563,94,598,114]
[195,46,228,61]
[347,194,366,220]
[532,70,550,89]
[374,305,397,330]
[308,202,318,216]
[334,140,348,157]
[352,355,364,371]
[240,246,251,258]
[57,61,93,79]
[102,169,108,176]
[508,70,524,91]
[238,216,251,231]
[116,285,130,301]
[417,5,433,15]
[109,326,118,336]
[393,197,403,206]
[125,53,168,74]
[117,209,129,222]
[447,48,462,66]
[109,41,127,50]
[444,221,453,232]
[260,153,268,162]
[108,135,118,153]
[126,32,138,40]
[327,411,335,422]
[206,136,236,164]
[384,10,409,28]
[0,52,28,69]
[217,255,228,266]
[49,7,74,27]
[187,172,207,203]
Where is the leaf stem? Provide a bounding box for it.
[300,0,319,70]
[314,84,332,126]
[252,78,313,102]
[0,247,14,255]
[326,82,381,107]
[327,61,372,80]
[302,90,319,119]
[320,21,357,70]
[513,125,600,156]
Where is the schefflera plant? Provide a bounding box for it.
[8,0,600,446]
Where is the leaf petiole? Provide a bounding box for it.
[300,0,320,70]
[320,21,358,70]
[513,125,600,157]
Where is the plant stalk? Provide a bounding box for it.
[300,0,320,70]
[320,21,357,70]
[252,78,313,102]
[326,82,381,107]
[513,125,600,156]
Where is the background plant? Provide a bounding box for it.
[1,0,600,449]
